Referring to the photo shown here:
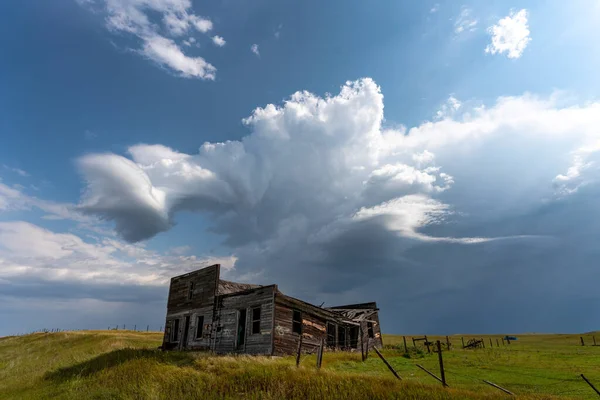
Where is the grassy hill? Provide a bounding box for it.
[0,330,597,399]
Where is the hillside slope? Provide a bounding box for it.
[0,331,574,399]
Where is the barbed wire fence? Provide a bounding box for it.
[7,325,165,337]
[375,336,600,398]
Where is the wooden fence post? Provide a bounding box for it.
[581,374,600,397]
[134,325,136,331]
[581,337,585,346]
[425,335,431,353]
[594,336,597,346]
[461,337,465,348]
[373,347,402,380]
[496,338,500,347]
[482,338,485,348]
[489,338,493,347]
[506,336,511,345]
[437,340,447,386]
[316,338,324,369]
[446,336,451,350]
[296,335,303,367]
[365,338,369,360]
[159,326,162,332]
[403,336,408,353]
[360,325,365,361]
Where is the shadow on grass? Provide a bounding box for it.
[44,348,196,382]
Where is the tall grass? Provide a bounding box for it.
[0,331,577,399]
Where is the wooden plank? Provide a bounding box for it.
[373,347,401,380]
[483,380,514,396]
[416,364,447,386]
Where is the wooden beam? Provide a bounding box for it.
[416,364,447,386]
[483,380,514,396]
[581,374,600,397]
[373,347,401,380]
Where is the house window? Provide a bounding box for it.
[367,322,374,338]
[195,316,204,339]
[187,282,195,300]
[251,306,261,334]
[172,318,180,342]
[292,310,302,334]
[326,323,336,347]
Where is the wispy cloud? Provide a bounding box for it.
[3,165,29,177]
[251,43,260,56]
[485,9,531,59]
[77,0,222,79]
[454,7,478,34]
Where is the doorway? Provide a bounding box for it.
[237,309,247,350]
[181,316,190,349]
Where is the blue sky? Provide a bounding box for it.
[1,0,600,336]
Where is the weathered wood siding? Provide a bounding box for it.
[273,294,335,355]
[163,264,220,349]
[213,285,276,355]
[368,311,384,349]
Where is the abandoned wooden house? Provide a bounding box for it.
[161,264,383,355]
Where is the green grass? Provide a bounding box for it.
[0,331,597,399]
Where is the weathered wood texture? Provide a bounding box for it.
[213,285,276,355]
[163,264,221,349]
[161,264,384,356]
[167,264,219,314]
[273,294,332,356]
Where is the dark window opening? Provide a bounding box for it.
[251,307,261,334]
[349,326,359,348]
[195,315,204,339]
[182,316,190,349]
[367,322,374,338]
[237,309,247,350]
[187,281,195,300]
[338,326,347,348]
[172,318,180,342]
[326,323,336,347]
[292,310,302,334]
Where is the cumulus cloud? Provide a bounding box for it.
[212,35,226,47]
[78,0,218,79]
[251,44,259,56]
[486,9,531,59]
[68,77,600,333]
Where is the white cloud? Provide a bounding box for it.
[79,0,217,79]
[0,180,92,223]
[212,35,226,47]
[430,4,439,13]
[73,78,600,270]
[142,35,215,79]
[251,43,259,56]
[435,95,462,119]
[454,8,478,34]
[485,9,531,59]
[0,221,235,287]
[3,165,29,177]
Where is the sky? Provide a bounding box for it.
[1,0,600,337]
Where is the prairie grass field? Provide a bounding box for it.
[0,330,598,399]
